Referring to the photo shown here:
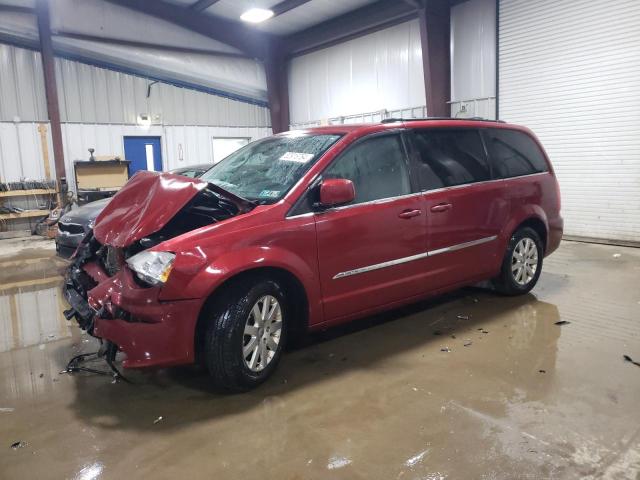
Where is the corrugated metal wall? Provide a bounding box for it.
[288,19,426,126]
[499,0,640,243]
[0,44,48,122]
[0,43,272,193]
[450,0,496,119]
[54,57,270,126]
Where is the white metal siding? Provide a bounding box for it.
[450,0,496,119]
[288,19,425,126]
[53,57,271,126]
[499,0,640,243]
[0,44,48,122]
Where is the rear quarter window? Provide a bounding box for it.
[410,128,490,189]
[484,128,549,178]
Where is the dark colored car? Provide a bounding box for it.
[63,119,563,391]
[56,164,211,258]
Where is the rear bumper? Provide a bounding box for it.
[546,215,564,256]
[64,260,203,369]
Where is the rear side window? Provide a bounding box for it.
[484,128,549,178]
[410,129,490,189]
[324,134,411,205]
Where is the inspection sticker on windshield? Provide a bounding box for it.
[279,152,314,163]
[259,190,280,198]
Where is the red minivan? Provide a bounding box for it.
[64,119,563,391]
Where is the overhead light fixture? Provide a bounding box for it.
[240,8,274,23]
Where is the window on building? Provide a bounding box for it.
[212,137,250,163]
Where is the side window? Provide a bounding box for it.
[323,134,411,205]
[411,129,490,189]
[485,128,549,178]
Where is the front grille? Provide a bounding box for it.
[58,222,85,235]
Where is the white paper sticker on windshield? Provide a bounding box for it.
[279,152,314,163]
[259,190,280,198]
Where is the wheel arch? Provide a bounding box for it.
[514,216,548,254]
[194,266,310,363]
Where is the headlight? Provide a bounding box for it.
[126,251,175,286]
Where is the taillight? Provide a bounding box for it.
[554,176,561,211]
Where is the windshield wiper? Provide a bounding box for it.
[206,182,256,213]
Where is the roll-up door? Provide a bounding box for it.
[499,0,640,243]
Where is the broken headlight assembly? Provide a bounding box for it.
[125,251,175,286]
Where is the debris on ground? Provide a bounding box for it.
[0,407,15,413]
[440,347,451,352]
[10,441,26,449]
[554,320,571,326]
[153,416,163,425]
[473,298,479,303]
[39,373,43,378]
[463,340,472,347]
[539,370,546,374]
[623,355,640,367]
[457,314,469,320]
[612,253,621,258]
[433,330,443,336]
[477,328,489,334]
[451,335,456,339]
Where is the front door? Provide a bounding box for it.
[123,136,162,177]
[408,128,508,288]
[315,133,428,322]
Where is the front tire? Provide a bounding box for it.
[493,227,543,295]
[203,278,287,392]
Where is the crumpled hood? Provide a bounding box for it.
[93,171,207,247]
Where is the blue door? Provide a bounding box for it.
[123,136,162,177]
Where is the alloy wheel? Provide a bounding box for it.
[242,295,283,372]
[511,237,539,286]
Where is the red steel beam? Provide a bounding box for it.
[36,0,66,193]
[418,0,451,117]
[265,51,290,133]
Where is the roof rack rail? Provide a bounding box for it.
[381,117,505,123]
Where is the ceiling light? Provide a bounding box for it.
[240,8,274,23]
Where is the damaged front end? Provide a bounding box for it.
[63,171,251,370]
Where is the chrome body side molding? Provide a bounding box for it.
[333,235,498,280]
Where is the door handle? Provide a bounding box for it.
[398,209,422,219]
[430,203,452,213]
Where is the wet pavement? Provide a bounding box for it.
[0,238,639,479]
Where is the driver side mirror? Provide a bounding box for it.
[319,178,355,207]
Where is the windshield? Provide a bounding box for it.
[200,133,341,203]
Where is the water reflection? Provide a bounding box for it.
[0,252,70,353]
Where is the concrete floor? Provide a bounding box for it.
[0,238,639,479]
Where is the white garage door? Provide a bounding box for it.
[499,0,640,243]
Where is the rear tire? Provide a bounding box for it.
[493,227,543,296]
[203,278,288,392]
